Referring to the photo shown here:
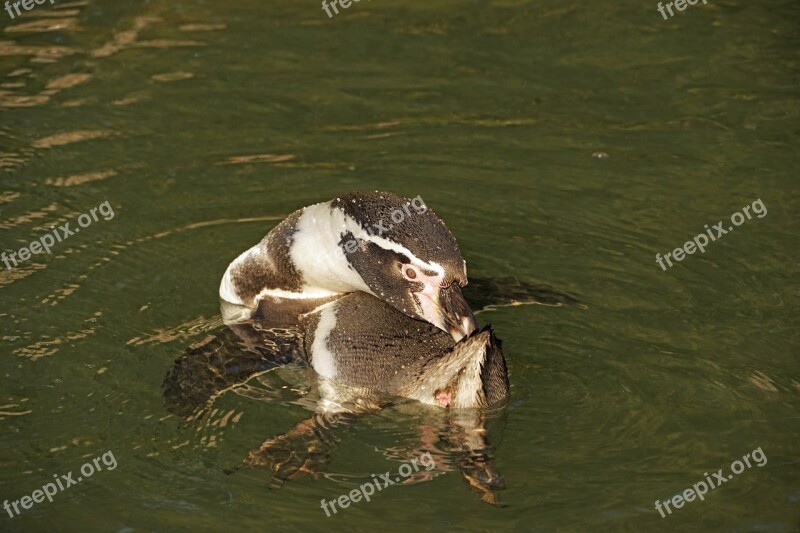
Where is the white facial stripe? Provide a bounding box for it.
[290,203,374,295]
[335,209,444,275]
[366,236,445,275]
[310,301,338,379]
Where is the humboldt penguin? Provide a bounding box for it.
[219,191,477,341]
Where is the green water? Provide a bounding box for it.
[1,0,798,531]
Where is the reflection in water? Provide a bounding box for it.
[45,169,117,187]
[245,406,508,505]
[0,6,207,110]
[32,130,114,148]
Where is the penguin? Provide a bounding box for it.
[219,192,477,341]
[299,292,509,410]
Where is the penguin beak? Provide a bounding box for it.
[416,284,478,341]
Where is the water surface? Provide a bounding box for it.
[1,0,798,531]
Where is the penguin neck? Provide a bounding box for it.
[219,202,373,309]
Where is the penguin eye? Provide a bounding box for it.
[404,267,417,280]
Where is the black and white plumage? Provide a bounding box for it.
[300,292,509,411]
[216,191,504,410]
[219,191,477,341]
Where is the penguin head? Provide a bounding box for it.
[332,191,477,341]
